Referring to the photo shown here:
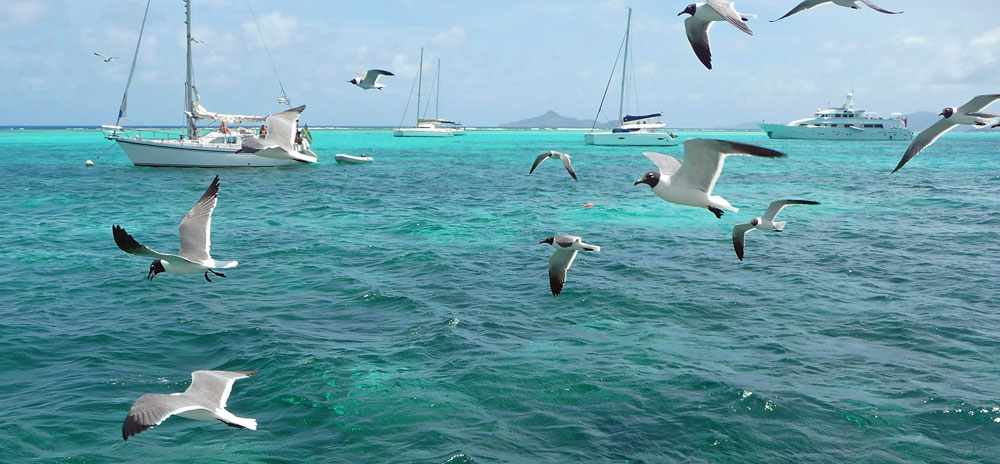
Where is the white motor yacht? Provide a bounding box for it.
[760,92,913,141]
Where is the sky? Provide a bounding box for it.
[1,0,998,127]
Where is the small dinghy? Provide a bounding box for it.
[334,154,374,164]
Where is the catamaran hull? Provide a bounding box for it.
[115,139,316,167]
[584,131,679,146]
[760,124,913,141]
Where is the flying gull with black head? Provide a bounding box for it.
[529,150,578,181]
[112,175,238,282]
[635,139,786,219]
[678,0,757,70]
[893,94,1000,172]
[732,199,820,261]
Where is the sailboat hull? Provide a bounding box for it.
[115,138,316,167]
[392,128,454,137]
[584,131,679,146]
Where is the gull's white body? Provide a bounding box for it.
[636,139,786,217]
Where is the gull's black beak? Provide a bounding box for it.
[147,267,156,281]
[677,11,684,16]
[938,111,946,116]
[634,178,647,186]
[538,239,547,244]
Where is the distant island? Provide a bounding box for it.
[500,111,617,129]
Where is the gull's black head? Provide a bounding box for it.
[539,236,555,245]
[679,4,697,16]
[348,78,358,85]
[939,107,954,118]
[147,259,165,281]
[634,171,660,188]
[751,218,760,226]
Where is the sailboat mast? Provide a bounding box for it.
[435,59,441,120]
[184,0,195,138]
[618,7,631,124]
[417,48,423,125]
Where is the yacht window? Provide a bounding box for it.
[875,124,884,128]
[831,124,838,127]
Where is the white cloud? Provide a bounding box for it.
[0,0,55,30]
[431,26,466,48]
[241,11,305,50]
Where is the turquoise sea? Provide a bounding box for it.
[1,128,998,463]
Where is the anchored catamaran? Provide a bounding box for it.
[585,7,678,147]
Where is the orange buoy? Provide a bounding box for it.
[584,202,595,208]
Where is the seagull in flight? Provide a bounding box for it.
[190,36,204,44]
[122,370,258,441]
[772,0,901,22]
[112,175,238,282]
[893,94,1000,172]
[529,150,578,181]
[93,52,118,62]
[634,139,786,219]
[732,199,820,261]
[678,1,757,70]
[348,69,395,90]
[539,235,600,296]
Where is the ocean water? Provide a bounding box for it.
[1,128,998,463]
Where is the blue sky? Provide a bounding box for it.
[1,0,998,127]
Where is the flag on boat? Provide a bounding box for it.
[301,125,312,144]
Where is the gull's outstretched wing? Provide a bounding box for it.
[186,370,258,409]
[178,176,219,263]
[674,139,785,194]
[771,0,831,21]
[892,118,956,172]
[122,393,203,440]
[762,199,820,222]
[557,152,578,181]
[956,94,1000,115]
[642,151,683,176]
[732,222,755,261]
[113,225,188,263]
[529,152,552,175]
[684,16,715,70]
[548,248,578,296]
[859,0,902,14]
[707,0,753,35]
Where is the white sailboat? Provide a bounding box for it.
[102,0,317,167]
[393,49,462,137]
[585,8,679,147]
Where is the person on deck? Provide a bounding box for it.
[220,121,230,134]
[259,124,267,137]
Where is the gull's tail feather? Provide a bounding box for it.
[773,221,786,231]
[711,196,739,212]
[218,260,239,269]
[220,415,257,430]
